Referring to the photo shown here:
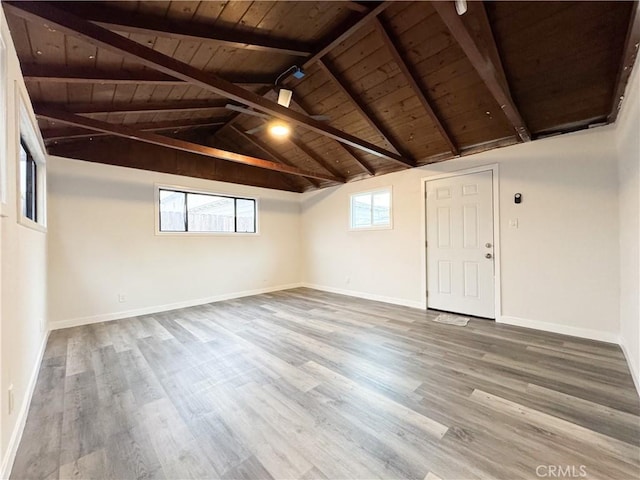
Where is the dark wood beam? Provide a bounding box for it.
[47,136,303,193]
[34,100,229,115]
[302,2,391,69]
[227,125,323,189]
[343,2,370,14]
[373,18,459,156]
[288,95,376,176]
[432,1,531,142]
[608,1,640,122]
[21,64,273,86]
[317,59,414,168]
[51,1,312,57]
[35,107,344,183]
[41,117,227,142]
[286,136,347,181]
[4,1,406,165]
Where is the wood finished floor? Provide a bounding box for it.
[10,288,640,480]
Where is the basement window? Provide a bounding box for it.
[158,188,257,234]
[350,187,392,230]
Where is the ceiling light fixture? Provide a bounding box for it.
[277,88,293,108]
[455,0,467,15]
[268,121,290,138]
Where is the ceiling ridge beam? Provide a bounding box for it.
[317,58,414,168]
[3,1,407,164]
[227,125,323,189]
[33,100,229,115]
[50,1,313,57]
[432,1,531,142]
[608,1,640,122]
[35,107,343,183]
[373,18,460,156]
[21,64,273,86]
[302,2,392,69]
[42,118,228,143]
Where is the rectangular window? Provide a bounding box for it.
[17,90,46,229]
[19,138,37,222]
[350,188,392,229]
[159,188,256,233]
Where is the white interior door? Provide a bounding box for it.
[426,170,495,319]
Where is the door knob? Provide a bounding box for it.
[485,243,492,248]
[485,253,493,259]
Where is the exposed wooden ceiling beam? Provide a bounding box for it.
[317,59,414,168]
[21,64,273,86]
[41,117,228,143]
[35,107,343,183]
[216,88,375,178]
[33,100,228,115]
[301,2,391,70]
[608,1,640,122]
[286,136,347,181]
[4,1,406,165]
[343,2,371,14]
[51,1,313,57]
[288,94,376,176]
[47,137,303,192]
[432,1,531,142]
[373,18,459,156]
[227,125,323,189]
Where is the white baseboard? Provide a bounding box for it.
[0,330,50,480]
[49,283,304,330]
[498,315,619,344]
[301,283,426,310]
[619,338,640,397]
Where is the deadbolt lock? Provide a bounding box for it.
[485,243,492,248]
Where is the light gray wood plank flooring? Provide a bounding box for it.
[10,288,640,480]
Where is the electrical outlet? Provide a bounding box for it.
[118,294,127,303]
[8,384,14,415]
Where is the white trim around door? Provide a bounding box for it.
[420,164,501,321]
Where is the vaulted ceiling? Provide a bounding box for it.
[3,1,638,192]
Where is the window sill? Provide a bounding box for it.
[17,215,47,233]
[155,231,260,237]
[349,225,393,232]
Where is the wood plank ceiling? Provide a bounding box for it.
[3,1,638,193]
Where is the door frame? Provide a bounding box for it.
[420,164,502,321]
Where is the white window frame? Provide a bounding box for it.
[16,85,47,232]
[154,184,260,236]
[349,186,393,231]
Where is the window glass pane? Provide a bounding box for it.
[19,142,27,218]
[352,193,372,227]
[236,198,256,233]
[187,193,234,232]
[159,190,186,231]
[19,140,36,221]
[372,191,390,225]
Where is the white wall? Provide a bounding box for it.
[616,63,640,392]
[47,156,302,329]
[301,126,621,342]
[0,8,48,477]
